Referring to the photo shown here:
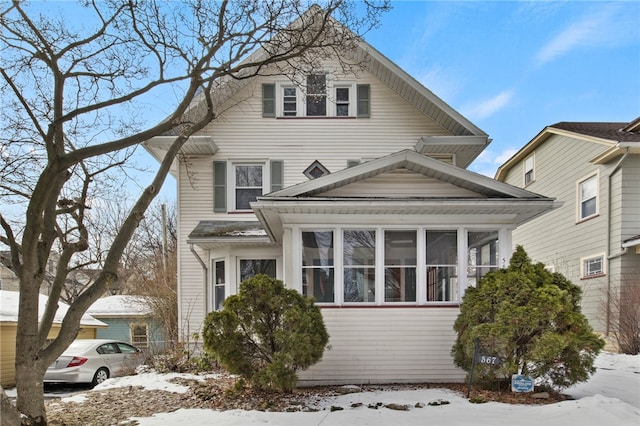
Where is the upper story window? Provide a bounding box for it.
[235,164,263,210]
[262,80,370,118]
[578,173,598,221]
[306,74,327,116]
[524,154,535,186]
[213,160,283,213]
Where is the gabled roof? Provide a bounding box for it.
[252,150,558,242]
[143,6,489,170]
[495,117,640,180]
[269,150,543,199]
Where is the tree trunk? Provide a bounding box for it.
[14,360,47,426]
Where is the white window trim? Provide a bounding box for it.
[228,160,269,212]
[580,253,606,278]
[274,78,357,118]
[576,171,600,222]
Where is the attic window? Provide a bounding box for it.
[304,160,330,179]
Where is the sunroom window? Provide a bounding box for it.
[384,230,417,303]
[302,231,335,302]
[343,230,376,303]
[467,230,499,287]
[426,230,458,302]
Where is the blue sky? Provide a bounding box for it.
[44,1,637,201]
[363,0,639,177]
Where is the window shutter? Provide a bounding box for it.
[262,83,275,117]
[347,160,360,168]
[357,84,370,118]
[213,161,227,212]
[270,160,283,192]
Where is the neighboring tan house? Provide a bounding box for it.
[495,118,640,340]
[87,295,167,353]
[0,290,107,388]
[144,12,557,385]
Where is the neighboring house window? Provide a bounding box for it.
[384,230,417,303]
[302,230,335,303]
[578,174,598,221]
[467,230,499,287]
[581,254,605,278]
[239,259,276,282]
[214,160,283,213]
[306,74,327,116]
[213,260,225,311]
[130,323,149,348]
[426,230,458,302]
[343,229,376,303]
[524,154,534,186]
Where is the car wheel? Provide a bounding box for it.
[92,367,109,386]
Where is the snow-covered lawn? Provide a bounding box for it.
[78,351,640,425]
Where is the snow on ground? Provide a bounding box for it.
[67,352,640,426]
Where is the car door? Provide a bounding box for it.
[96,342,123,375]
[115,342,143,376]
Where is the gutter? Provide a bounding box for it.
[605,147,630,335]
[189,243,208,318]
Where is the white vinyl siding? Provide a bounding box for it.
[298,308,465,385]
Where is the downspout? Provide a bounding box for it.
[605,147,630,335]
[190,243,208,320]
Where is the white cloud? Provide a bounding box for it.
[470,147,519,178]
[534,5,625,66]
[462,90,515,121]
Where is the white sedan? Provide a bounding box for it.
[44,339,145,386]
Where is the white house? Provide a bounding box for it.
[144,11,557,384]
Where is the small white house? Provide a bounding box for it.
[144,9,557,384]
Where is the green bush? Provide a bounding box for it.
[202,274,329,392]
[452,246,604,390]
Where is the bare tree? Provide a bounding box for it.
[0,1,389,424]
